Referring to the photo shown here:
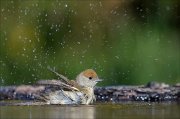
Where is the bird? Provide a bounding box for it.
[36,68,102,105]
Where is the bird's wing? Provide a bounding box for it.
[47,67,70,84]
[36,80,79,91]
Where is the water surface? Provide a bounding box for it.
[0,102,179,119]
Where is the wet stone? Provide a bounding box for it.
[0,82,180,103]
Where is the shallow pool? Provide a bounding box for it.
[0,102,179,119]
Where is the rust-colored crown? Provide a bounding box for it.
[82,69,98,79]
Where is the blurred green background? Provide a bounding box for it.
[0,0,179,86]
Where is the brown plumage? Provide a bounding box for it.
[37,69,102,104]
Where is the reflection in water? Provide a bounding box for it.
[0,102,179,119]
[28,106,32,119]
[46,106,95,119]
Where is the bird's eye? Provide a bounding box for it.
[89,77,92,80]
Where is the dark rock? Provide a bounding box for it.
[0,82,180,103]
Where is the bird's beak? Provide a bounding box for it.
[95,79,103,82]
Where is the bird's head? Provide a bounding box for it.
[76,69,102,88]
